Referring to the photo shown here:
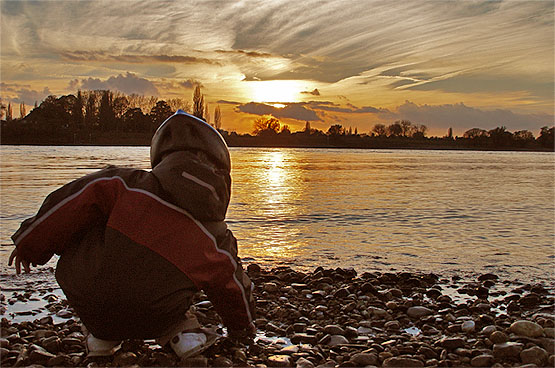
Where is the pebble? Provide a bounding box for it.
[520,346,548,365]
[489,330,508,344]
[407,306,434,318]
[509,320,544,337]
[440,337,466,350]
[461,320,475,333]
[492,342,524,358]
[267,354,292,367]
[382,356,424,367]
[113,351,138,366]
[326,335,349,346]
[349,352,378,366]
[470,354,493,367]
[323,325,344,335]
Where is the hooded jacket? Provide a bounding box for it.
[11,150,254,340]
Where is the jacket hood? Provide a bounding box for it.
[152,151,231,221]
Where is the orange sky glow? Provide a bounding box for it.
[1,0,553,136]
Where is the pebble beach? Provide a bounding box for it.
[1,264,554,367]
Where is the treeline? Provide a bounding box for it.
[1,89,553,151]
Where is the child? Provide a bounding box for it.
[9,110,255,357]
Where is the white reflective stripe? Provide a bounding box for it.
[181,171,220,201]
[15,175,251,323]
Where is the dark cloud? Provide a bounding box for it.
[0,83,52,104]
[179,79,202,89]
[407,74,554,99]
[74,72,159,96]
[301,88,320,96]
[236,102,321,121]
[389,100,554,133]
[307,101,387,114]
[215,49,273,58]
[217,100,241,105]
[60,51,218,65]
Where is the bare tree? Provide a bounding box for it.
[214,105,222,130]
[192,85,204,120]
[20,102,26,118]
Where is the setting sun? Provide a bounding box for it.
[248,80,304,103]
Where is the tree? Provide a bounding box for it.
[72,91,84,129]
[7,103,13,121]
[537,126,554,149]
[192,85,204,120]
[387,122,403,137]
[327,124,344,136]
[98,90,115,131]
[372,123,386,137]
[400,120,413,137]
[150,100,173,132]
[84,92,98,130]
[446,127,453,139]
[463,128,488,139]
[488,126,513,147]
[253,116,281,135]
[19,102,26,119]
[214,105,222,130]
[412,124,428,139]
[204,104,210,125]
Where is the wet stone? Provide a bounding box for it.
[296,357,316,368]
[382,356,424,367]
[440,337,466,350]
[470,354,493,367]
[327,335,349,346]
[212,357,233,367]
[520,346,548,366]
[493,342,524,358]
[349,352,378,366]
[291,333,318,345]
[489,331,508,344]
[323,325,345,335]
[461,320,475,333]
[407,306,434,318]
[114,351,138,366]
[509,320,544,337]
[267,354,292,367]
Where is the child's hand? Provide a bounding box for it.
[8,248,33,274]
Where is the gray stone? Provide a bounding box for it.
[296,357,316,368]
[323,325,345,335]
[520,346,548,366]
[509,320,544,338]
[480,325,496,335]
[291,333,318,345]
[383,356,424,367]
[492,342,524,358]
[470,354,493,367]
[407,306,434,318]
[264,282,279,293]
[461,320,475,333]
[327,335,349,346]
[367,306,388,318]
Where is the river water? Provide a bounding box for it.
[1,146,554,284]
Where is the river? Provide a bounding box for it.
[1,146,554,284]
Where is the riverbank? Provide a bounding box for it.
[1,265,554,367]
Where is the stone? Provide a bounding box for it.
[384,320,400,330]
[327,335,349,346]
[264,282,279,293]
[296,357,316,368]
[492,342,524,358]
[183,356,208,367]
[440,337,466,350]
[544,327,555,338]
[470,354,493,367]
[480,325,496,335]
[41,336,61,354]
[47,354,68,366]
[114,351,138,366]
[382,357,424,367]
[29,349,56,365]
[0,338,9,348]
[350,352,378,366]
[509,320,544,338]
[323,325,345,335]
[520,346,548,366]
[334,288,350,298]
[489,331,508,344]
[407,306,434,318]
[291,333,318,345]
[461,320,475,333]
[367,306,388,318]
[212,357,233,367]
[279,345,299,355]
[267,355,292,367]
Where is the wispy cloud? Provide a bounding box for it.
[69,73,159,96]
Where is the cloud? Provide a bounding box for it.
[301,88,320,96]
[60,51,218,65]
[179,79,202,89]
[215,49,273,58]
[72,72,159,96]
[236,102,321,121]
[0,83,52,104]
[387,101,554,133]
[307,101,388,114]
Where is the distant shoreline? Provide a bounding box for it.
[1,141,553,153]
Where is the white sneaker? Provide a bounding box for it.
[85,334,122,357]
[169,332,208,359]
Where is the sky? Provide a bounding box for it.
[1,0,553,136]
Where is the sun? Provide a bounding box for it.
[248,80,304,103]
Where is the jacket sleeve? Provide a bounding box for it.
[206,229,255,331]
[11,167,124,265]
